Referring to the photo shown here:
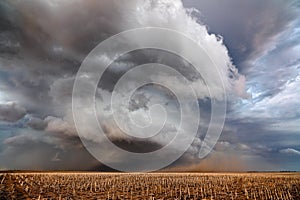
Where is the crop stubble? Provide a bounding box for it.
[0,172,299,199]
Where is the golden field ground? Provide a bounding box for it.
[0,172,299,199]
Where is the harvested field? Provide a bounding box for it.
[0,172,299,199]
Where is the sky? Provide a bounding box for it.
[0,0,299,171]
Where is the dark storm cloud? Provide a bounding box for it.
[1,136,101,170]
[0,0,135,169]
[0,0,298,171]
[0,0,242,113]
[0,102,26,122]
[27,117,47,130]
[0,0,124,116]
[0,0,196,170]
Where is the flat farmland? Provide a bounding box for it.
[0,172,299,199]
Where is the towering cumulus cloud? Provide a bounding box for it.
[0,0,245,170]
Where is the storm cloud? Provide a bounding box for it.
[0,102,26,122]
[0,0,299,171]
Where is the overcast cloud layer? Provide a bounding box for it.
[0,0,299,171]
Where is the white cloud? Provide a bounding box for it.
[45,116,77,137]
[280,148,300,156]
